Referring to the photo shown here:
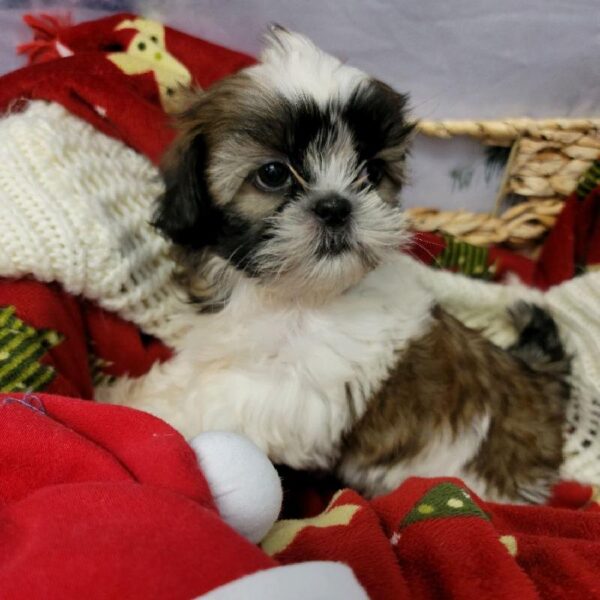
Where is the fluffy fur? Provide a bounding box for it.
[98,27,571,503]
[339,304,570,502]
[99,254,434,469]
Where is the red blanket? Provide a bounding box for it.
[0,392,278,599]
[264,479,600,600]
[3,390,600,599]
[2,13,600,599]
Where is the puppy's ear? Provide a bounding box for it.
[153,133,224,249]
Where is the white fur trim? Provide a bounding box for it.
[196,562,368,600]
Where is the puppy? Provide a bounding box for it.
[99,27,570,503]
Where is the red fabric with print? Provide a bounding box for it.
[0,393,275,600]
[268,478,600,600]
[4,12,254,164]
[0,278,171,399]
[2,391,600,600]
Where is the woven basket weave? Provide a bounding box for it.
[408,118,600,253]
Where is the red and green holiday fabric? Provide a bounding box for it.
[408,232,536,282]
[398,481,489,526]
[262,477,600,599]
[2,391,600,600]
[1,12,254,164]
[409,160,600,289]
[0,305,63,393]
[0,279,171,398]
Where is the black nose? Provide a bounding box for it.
[313,195,352,227]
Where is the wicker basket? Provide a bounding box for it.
[407,118,600,255]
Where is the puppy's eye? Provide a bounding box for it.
[254,162,292,192]
[357,160,385,188]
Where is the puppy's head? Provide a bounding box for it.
[155,26,414,304]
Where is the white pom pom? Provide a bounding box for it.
[190,431,283,543]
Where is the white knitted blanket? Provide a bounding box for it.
[1,100,599,483]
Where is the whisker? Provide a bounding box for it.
[223,241,251,271]
[287,163,309,190]
[409,239,443,263]
[409,232,446,249]
[351,174,370,190]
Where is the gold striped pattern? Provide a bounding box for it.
[88,351,115,387]
[0,306,63,393]
[434,235,492,279]
[576,160,600,198]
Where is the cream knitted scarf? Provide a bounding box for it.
[0,100,194,346]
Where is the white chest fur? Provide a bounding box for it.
[99,254,434,469]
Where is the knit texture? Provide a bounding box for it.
[547,273,600,483]
[0,100,192,346]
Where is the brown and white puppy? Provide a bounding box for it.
[99,27,571,503]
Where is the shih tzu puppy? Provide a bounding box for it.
[99,26,571,503]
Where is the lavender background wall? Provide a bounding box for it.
[1,0,598,211]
